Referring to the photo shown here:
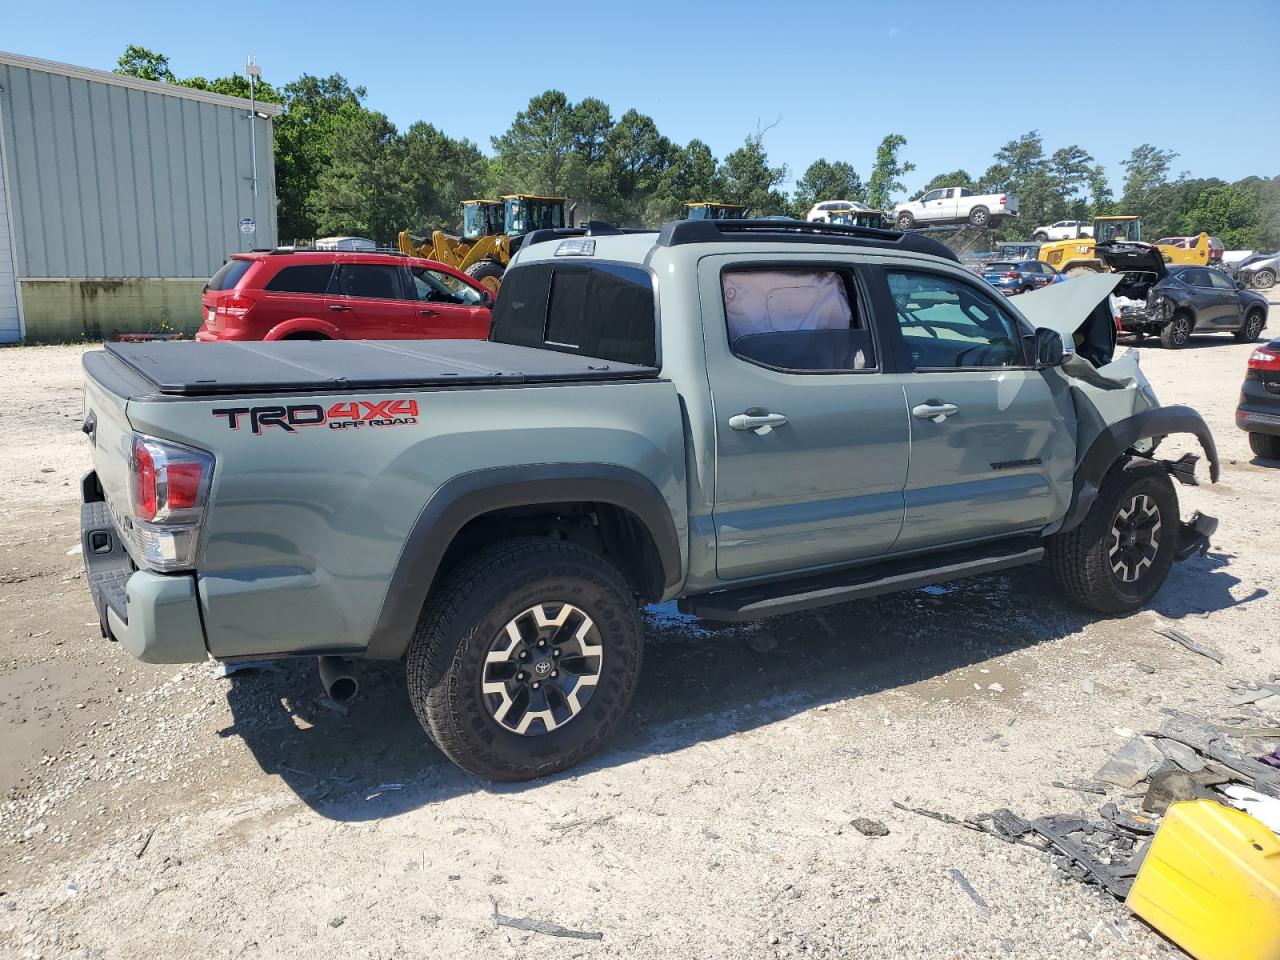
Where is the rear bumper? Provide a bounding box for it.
[81,473,208,664]
[1236,380,1280,435]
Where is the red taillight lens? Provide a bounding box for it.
[1249,347,1280,371]
[130,434,213,523]
[1003,271,1019,278]
[998,195,1006,205]
[216,294,255,319]
[133,437,157,521]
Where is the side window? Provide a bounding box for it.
[886,270,1027,370]
[1206,270,1234,290]
[922,189,943,203]
[722,268,876,373]
[264,264,334,294]
[1180,267,1209,287]
[411,267,483,305]
[334,264,402,300]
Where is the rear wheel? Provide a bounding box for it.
[968,206,990,227]
[1252,269,1276,290]
[1160,313,1193,348]
[406,538,643,781]
[465,259,505,294]
[1033,231,1049,242]
[1235,309,1265,342]
[1250,432,1280,460]
[896,211,915,230]
[1048,459,1179,614]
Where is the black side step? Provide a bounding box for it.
[679,540,1044,622]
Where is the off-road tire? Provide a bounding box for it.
[1234,309,1265,343]
[896,211,915,230]
[464,259,505,293]
[1160,312,1193,349]
[1249,432,1280,460]
[968,206,990,227]
[1047,458,1179,614]
[1252,268,1276,290]
[405,538,643,782]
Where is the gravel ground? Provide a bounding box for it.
[1,320,1278,959]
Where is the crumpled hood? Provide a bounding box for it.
[1015,273,1125,339]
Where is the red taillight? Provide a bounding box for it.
[998,195,1007,205]
[1003,271,1018,278]
[1248,347,1280,371]
[133,437,157,521]
[166,461,205,510]
[216,294,255,319]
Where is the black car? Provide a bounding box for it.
[1108,244,1269,348]
[1237,338,1280,459]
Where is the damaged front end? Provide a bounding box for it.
[1015,274,1219,557]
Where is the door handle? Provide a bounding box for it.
[329,304,351,312]
[419,309,439,317]
[911,401,959,423]
[729,411,788,436]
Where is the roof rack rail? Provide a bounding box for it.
[655,219,959,263]
[523,222,655,248]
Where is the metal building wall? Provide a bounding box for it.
[0,58,277,281]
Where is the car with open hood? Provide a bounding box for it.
[77,218,1219,782]
[1105,244,1269,348]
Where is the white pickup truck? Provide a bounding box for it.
[893,187,1018,230]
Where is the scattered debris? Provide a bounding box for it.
[548,815,614,833]
[1141,769,1223,815]
[1134,662,1156,674]
[850,818,889,837]
[1095,737,1165,788]
[987,683,1004,694]
[328,916,345,929]
[1220,784,1280,834]
[1259,746,1280,771]
[495,912,603,941]
[1082,679,1095,695]
[1153,626,1223,665]
[948,868,990,917]
[1051,779,1109,796]
[134,828,154,859]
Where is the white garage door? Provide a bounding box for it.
[0,131,20,343]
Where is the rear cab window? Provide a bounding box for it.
[489,263,657,367]
[208,258,253,291]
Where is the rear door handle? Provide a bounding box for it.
[729,411,788,436]
[419,309,439,317]
[329,304,351,312]
[911,402,959,423]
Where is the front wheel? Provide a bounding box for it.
[465,259,505,294]
[406,538,643,781]
[1047,459,1179,614]
[1235,309,1265,343]
[1033,232,1049,242]
[1160,313,1193,348]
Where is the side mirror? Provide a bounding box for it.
[1034,327,1066,368]
[481,289,494,307]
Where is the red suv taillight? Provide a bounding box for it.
[129,434,214,571]
[215,294,256,321]
[1248,346,1280,372]
[1003,271,1019,278]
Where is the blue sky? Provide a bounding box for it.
[5,0,1276,196]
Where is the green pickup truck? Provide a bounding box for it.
[79,219,1219,780]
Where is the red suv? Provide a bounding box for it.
[196,250,492,342]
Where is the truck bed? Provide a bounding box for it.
[99,339,660,398]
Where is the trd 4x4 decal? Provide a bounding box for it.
[213,400,419,434]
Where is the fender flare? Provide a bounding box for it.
[362,463,682,660]
[264,317,345,340]
[1059,405,1219,534]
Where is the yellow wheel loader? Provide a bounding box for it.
[1039,216,1143,275]
[398,195,569,294]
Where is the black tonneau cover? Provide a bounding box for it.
[104,340,659,397]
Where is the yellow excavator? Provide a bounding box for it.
[398,194,569,293]
[683,202,748,220]
[1039,216,1144,275]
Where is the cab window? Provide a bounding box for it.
[722,268,876,373]
[886,271,1027,370]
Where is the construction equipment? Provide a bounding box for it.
[1154,232,1217,267]
[398,194,569,293]
[683,202,748,221]
[1039,216,1143,275]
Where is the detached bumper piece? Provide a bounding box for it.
[1174,511,1218,562]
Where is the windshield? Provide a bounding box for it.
[999,244,1035,259]
[462,205,486,240]
[984,262,1019,273]
[505,199,564,237]
[1096,219,1142,242]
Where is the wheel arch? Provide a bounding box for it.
[1058,406,1219,534]
[363,464,682,660]
[263,317,344,340]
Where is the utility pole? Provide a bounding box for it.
[245,55,261,198]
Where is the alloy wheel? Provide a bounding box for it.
[481,602,603,736]
[1108,494,1162,583]
[1170,317,1190,345]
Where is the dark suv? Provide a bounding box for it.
[196,250,492,342]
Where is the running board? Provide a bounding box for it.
[679,541,1044,622]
